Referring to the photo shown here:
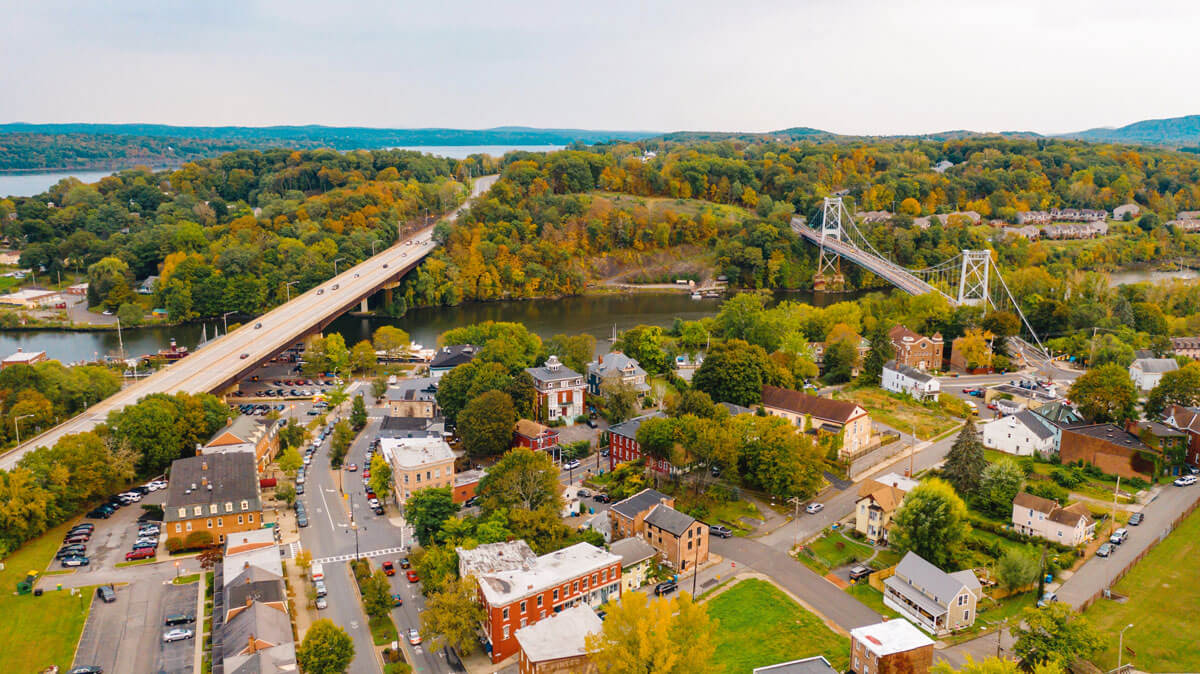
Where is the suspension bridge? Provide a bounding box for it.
[791,197,1047,359]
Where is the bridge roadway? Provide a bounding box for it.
[0,175,498,470]
[790,217,952,300]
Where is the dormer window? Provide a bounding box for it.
[225,502,233,513]
[178,507,187,518]
[209,504,217,515]
[193,506,202,516]
[240,500,249,511]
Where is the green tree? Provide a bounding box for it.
[477,448,562,513]
[612,326,671,374]
[372,325,410,361]
[600,378,639,424]
[277,446,303,475]
[1068,363,1138,424]
[406,487,460,546]
[411,544,460,595]
[297,619,355,674]
[692,339,773,407]
[859,322,894,386]
[350,340,377,375]
[350,395,367,430]
[822,339,859,384]
[585,591,720,674]
[329,420,353,469]
[546,333,596,374]
[666,389,720,419]
[421,576,486,657]
[891,478,971,570]
[279,423,307,450]
[942,422,987,496]
[435,362,478,425]
[86,255,133,309]
[368,453,392,502]
[995,549,1039,592]
[324,333,351,376]
[932,656,1064,674]
[977,458,1024,518]
[116,302,143,327]
[1145,362,1200,417]
[275,482,296,506]
[458,389,516,458]
[1012,602,1102,670]
[731,414,825,498]
[361,569,392,619]
[370,376,388,400]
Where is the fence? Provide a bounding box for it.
[1076,494,1200,611]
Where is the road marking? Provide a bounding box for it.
[319,490,338,531]
[312,546,407,564]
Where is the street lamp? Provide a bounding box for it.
[13,413,34,445]
[284,281,298,302]
[1117,623,1134,673]
[333,258,346,276]
[222,311,235,335]
[370,240,382,256]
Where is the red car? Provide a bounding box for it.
[382,560,396,576]
[125,548,156,561]
[406,570,419,583]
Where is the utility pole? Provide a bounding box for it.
[787,496,803,549]
[908,421,916,477]
[1117,623,1134,674]
[284,281,298,302]
[222,311,235,334]
[13,413,34,446]
[691,529,701,597]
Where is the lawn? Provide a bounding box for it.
[845,583,902,620]
[1084,505,1200,673]
[370,614,399,646]
[707,579,849,673]
[0,520,95,672]
[797,529,875,575]
[982,450,1136,504]
[835,386,960,440]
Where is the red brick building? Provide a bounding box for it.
[1060,424,1158,480]
[513,419,560,454]
[1163,405,1200,467]
[458,541,621,664]
[848,619,934,674]
[606,411,671,474]
[888,325,943,371]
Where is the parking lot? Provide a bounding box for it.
[73,578,198,674]
[51,489,167,575]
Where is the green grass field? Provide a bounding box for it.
[798,530,875,575]
[1085,506,1200,672]
[707,579,849,673]
[836,387,959,440]
[844,583,901,620]
[0,520,95,672]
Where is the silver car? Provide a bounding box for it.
[162,628,194,642]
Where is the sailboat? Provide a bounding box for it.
[608,324,618,342]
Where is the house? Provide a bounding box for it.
[761,385,872,458]
[883,551,981,635]
[383,377,439,417]
[848,619,934,674]
[882,360,941,401]
[933,160,954,173]
[513,419,560,455]
[526,356,586,425]
[720,401,756,416]
[1170,337,1200,359]
[0,288,63,308]
[136,275,158,295]
[378,415,440,440]
[754,656,839,674]
[854,475,917,544]
[1059,424,1158,480]
[859,210,893,224]
[65,282,89,296]
[888,326,943,371]
[1129,357,1179,391]
[606,411,672,474]
[1004,225,1042,240]
[1113,203,1141,220]
[608,488,671,540]
[453,469,485,504]
[164,452,263,546]
[982,410,1056,457]
[1011,492,1095,546]
[643,503,709,570]
[217,530,295,674]
[983,384,1060,411]
[610,537,657,591]
[457,541,621,663]
[1,348,47,369]
[201,415,280,473]
[1163,404,1200,466]
[515,605,602,674]
[380,436,455,504]
[586,350,649,396]
[1128,420,1188,465]
[429,344,477,378]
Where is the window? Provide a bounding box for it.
[177,507,186,518]
[502,607,509,620]
[963,610,970,622]
[175,523,182,533]
[688,541,693,550]
[224,502,233,513]
[592,573,598,586]
[237,515,244,525]
[572,581,579,593]
[957,594,967,606]
[426,471,431,480]
[416,473,421,483]
[536,595,543,608]
[209,504,217,515]
[248,514,254,523]
[520,618,527,628]
[520,600,526,614]
[217,518,223,528]
[553,588,559,601]
[240,500,249,511]
[582,577,588,589]
[503,625,510,640]
[404,474,409,483]
[193,506,202,517]
[185,522,192,532]
[207,519,212,528]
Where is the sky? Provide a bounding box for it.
[2,0,1198,136]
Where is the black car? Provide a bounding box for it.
[132,541,158,551]
[87,507,113,519]
[709,525,733,538]
[372,505,385,516]
[1128,512,1144,526]
[96,585,117,603]
[57,545,88,559]
[654,580,677,596]
[848,565,873,581]
[593,493,611,503]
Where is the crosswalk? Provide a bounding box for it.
[313,546,407,565]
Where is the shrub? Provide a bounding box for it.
[166,537,185,553]
[1018,457,1037,476]
[184,531,214,550]
[1050,467,1083,488]
[1126,476,1149,489]
[1025,481,1069,503]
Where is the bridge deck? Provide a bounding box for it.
[791,219,952,300]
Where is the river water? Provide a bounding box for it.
[0,289,870,364]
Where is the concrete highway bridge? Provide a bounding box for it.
[0,175,497,470]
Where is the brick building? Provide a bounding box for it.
[607,488,709,571]
[1163,405,1200,466]
[606,411,672,474]
[458,541,621,664]
[887,325,943,371]
[513,419,560,454]
[202,415,280,474]
[514,605,602,674]
[1059,424,1158,480]
[848,619,934,674]
[383,377,439,418]
[164,452,263,546]
[381,436,455,504]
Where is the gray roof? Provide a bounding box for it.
[385,377,438,403]
[588,352,648,380]
[1013,410,1055,441]
[884,574,947,617]
[226,579,285,612]
[1132,357,1179,374]
[884,359,935,383]
[609,537,656,567]
[220,602,293,663]
[609,488,671,519]
[225,644,298,674]
[892,551,973,609]
[607,411,667,441]
[720,401,756,416]
[1064,424,1153,452]
[644,503,697,537]
[164,453,260,522]
[525,355,582,383]
[430,344,477,370]
[753,656,838,674]
[210,415,267,445]
[1032,401,1086,427]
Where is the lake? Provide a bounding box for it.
[0,288,876,365]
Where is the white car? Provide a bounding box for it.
[1175,475,1197,487]
[408,628,422,645]
[805,503,824,514]
[143,481,166,492]
[162,628,194,642]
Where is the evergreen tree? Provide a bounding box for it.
[860,322,895,386]
[942,422,987,496]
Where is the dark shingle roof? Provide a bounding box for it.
[380,416,432,432]
[430,344,477,369]
[609,488,670,519]
[607,411,666,441]
[1014,410,1055,441]
[1063,424,1153,452]
[761,385,865,424]
[164,453,260,522]
[884,359,935,383]
[644,503,697,536]
[226,579,285,611]
[753,656,839,674]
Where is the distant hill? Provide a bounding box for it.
[1062,115,1200,146]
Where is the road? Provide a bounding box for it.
[0,174,497,470]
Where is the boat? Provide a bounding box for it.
[145,338,189,362]
[691,291,703,299]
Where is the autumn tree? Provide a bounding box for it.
[891,478,970,570]
[421,576,486,657]
[297,619,355,674]
[1012,602,1102,670]
[1068,363,1138,424]
[477,448,562,514]
[368,453,392,502]
[350,340,377,374]
[277,446,303,475]
[372,325,410,361]
[692,339,774,407]
[585,591,720,674]
[406,487,460,546]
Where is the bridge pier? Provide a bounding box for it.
[360,298,369,313]
[813,271,845,293]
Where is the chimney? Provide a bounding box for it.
[248,634,257,654]
[598,353,603,365]
[244,561,250,569]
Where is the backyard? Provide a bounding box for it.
[836,386,961,440]
[0,519,95,672]
[706,578,849,673]
[982,449,1138,504]
[795,528,876,575]
[1084,505,1200,673]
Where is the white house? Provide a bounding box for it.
[982,410,1056,457]
[882,360,941,401]
[1012,492,1095,546]
[1129,357,1179,392]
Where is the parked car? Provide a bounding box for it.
[96,585,117,603]
[382,561,396,576]
[57,545,87,559]
[1128,512,1144,526]
[709,525,733,538]
[1110,528,1128,545]
[61,555,90,567]
[408,628,422,645]
[406,570,419,583]
[67,666,104,674]
[563,459,581,470]
[1096,542,1114,557]
[593,493,611,503]
[125,548,156,561]
[371,505,384,515]
[577,488,591,498]
[346,463,358,472]
[654,580,677,596]
[315,596,327,610]
[848,565,872,581]
[69,523,95,534]
[586,418,598,428]
[805,503,824,514]
[162,628,194,643]
[400,558,411,569]
[1175,475,1197,487]
[297,512,309,527]
[87,506,114,519]
[392,593,403,607]
[314,580,327,597]
[63,533,91,545]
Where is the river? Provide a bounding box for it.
[0,145,563,197]
[0,289,875,364]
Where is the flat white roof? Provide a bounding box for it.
[514,605,602,662]
[3,350,45,363]
[474,542,620,606]
[850,619,933,657]
[380,436,454,469]
[0,289,60,301]
[873,472,919,493]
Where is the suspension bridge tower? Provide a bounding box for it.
[814,197,847,292]
[957,249,992,305]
